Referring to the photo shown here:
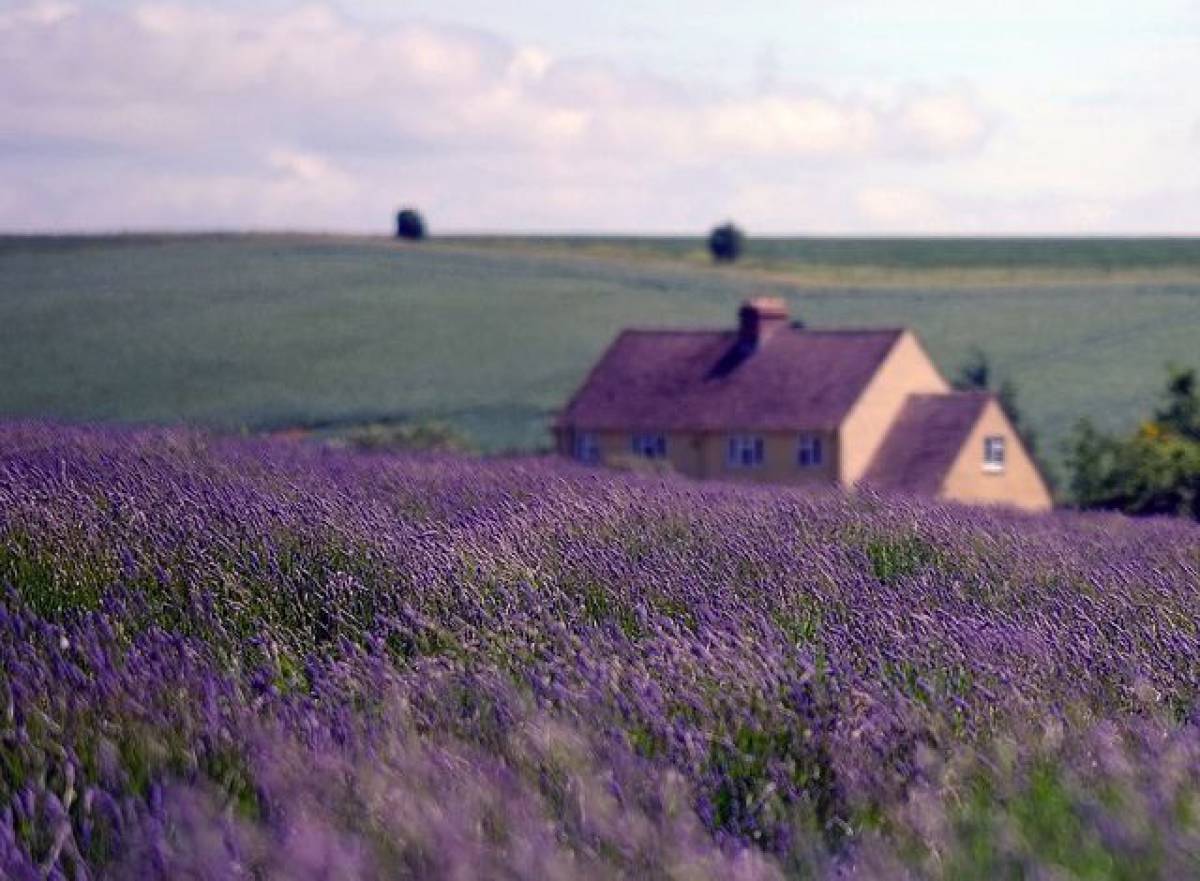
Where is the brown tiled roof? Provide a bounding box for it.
[557,326,905,432]
[862,392,992,495]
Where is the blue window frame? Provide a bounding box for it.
[727,435,765,468]
[631,433,667,459]
[797,434,823,468]
[575,432,600,463]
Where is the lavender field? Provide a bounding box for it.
[1,423,1199,879]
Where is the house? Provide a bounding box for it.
[553,297,1053,511]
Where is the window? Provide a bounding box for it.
[727,435,765,468]
[983,435,1006,472]
[574,432,600,464]
[631,433,667,459]
[797,434,823,468]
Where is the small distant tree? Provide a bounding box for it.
[1155,365,1200,441]
[952,346,991,392]
[396,208,427,240]
[707,222,744,263]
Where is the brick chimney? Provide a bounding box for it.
[737,297,789,349]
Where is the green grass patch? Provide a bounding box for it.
[3,235,1200,470]
[866,534,942,583]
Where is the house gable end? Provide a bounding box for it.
[838,330,951,485]
[939,399,1053,511]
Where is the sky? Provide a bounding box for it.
[2,0,1199,234]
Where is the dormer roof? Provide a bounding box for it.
[861,391,994,495]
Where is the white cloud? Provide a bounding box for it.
[0,0,77,29]
[266,148,349,185]
[890,89,992,156]
[702,96,880,157]
[855,185,947,228]
[0,0,1185,233]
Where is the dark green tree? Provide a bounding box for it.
[707,222,744,263]
[1154,366,1200,441]
[395,208,427,240]
[1066,366,1200,519]
[952,346,991,392]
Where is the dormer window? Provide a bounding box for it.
[727,435,765,468]
[631,433,667,459]
[983,435,1006,472]
[797,434,823,468]
[574,432,600,463]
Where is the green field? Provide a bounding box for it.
[2,234,1199,480]
[449,234,1200,284]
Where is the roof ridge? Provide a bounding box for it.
[862,391,991,495]
[619,328,730,336]
[618,326,906,336]
[912,389,995,399]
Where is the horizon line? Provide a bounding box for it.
[3,228,1200,241]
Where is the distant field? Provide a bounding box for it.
[2,233,1199,479]
[448,234,1200,285]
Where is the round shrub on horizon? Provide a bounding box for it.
[708,221,745,263]
[396,207,427,240]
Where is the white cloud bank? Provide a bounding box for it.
[0,1,1195,232]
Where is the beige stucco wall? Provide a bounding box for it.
[695,431,837,485]
[839,331,950,486]
[563,428,837,485]
[938,400,1053,512]
[586,431,705,476]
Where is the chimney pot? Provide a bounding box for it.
[738,297,789,349]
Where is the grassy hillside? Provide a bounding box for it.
[450,234,1200,284]
[1,425,1198,878]
[2,234,1199,476]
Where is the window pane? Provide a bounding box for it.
[633,434,667,459]
[983,435,1006,469]
[727,435,763,468]
[798,434,822,468]
[576,433,599,463]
